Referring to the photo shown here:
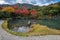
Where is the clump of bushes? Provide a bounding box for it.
[0,2,60,19]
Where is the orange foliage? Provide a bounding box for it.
[2,6,15,13]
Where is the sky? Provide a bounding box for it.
[0,0,60,6]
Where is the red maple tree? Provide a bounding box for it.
[15,10,21,14]
[14,6,37,17]
[31,10,37,16]
[15,6,29,15]
[21,6,29,15]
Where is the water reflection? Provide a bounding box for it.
[18,26,30,32]
[8,18,36,32]
[12,26,30,32]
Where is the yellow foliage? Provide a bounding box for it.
[2,6,15,13]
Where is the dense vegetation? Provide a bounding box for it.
[0,2,60,19]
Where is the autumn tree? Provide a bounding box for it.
[2,6,15,13]
[0,6,3,10]
[21,6,29,15]
[31,10,37,16]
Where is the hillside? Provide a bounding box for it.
[0,2,60,19]
[0,3,34,8]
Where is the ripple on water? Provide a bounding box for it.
[12,26,30,32]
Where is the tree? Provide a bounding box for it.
[15,10,21,14]
[31,10,37,18]
[49,9,59,15]
[21,6,29,15]
[0,6,3,10]
[1,6,15,18]
[2,6,15,13]
[0,11,11,18]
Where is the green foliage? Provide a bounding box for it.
[2,11,11,18]
[0,2,60,19]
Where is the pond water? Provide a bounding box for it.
[12,26,30,32]
[8,18,60,32]
[8,18,36,32]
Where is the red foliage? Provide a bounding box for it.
[31,10,37,16]
[21,9,29,15]
[15,6,29,15]
[13,5,18,9]
[0,6,3,10]
[21,7,29,15]
[15,10,21,14]
[15,10,29,15]
[14,6,37,17]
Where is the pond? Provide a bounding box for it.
[12,26,30,32]
[8,18,36,32]
[8,18,60,32]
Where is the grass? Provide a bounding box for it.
[29,24,60,36]
[2,20,60,36]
